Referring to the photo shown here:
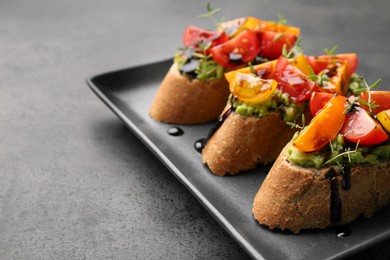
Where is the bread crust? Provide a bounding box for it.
[202,111,297,176]
[149,63,230,124]
[252,145,390,234]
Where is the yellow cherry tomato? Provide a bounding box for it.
[290,53,311,76]
[377,109,390,132]
[293,95,347,152]
[230,72,277,104]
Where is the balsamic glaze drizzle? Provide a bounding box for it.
[342,164,351,190]
[326,165,354,237]
[193,106,234,153]
[325,169,342,223]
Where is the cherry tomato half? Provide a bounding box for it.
[377,109,390,133]
[210,29,261,68]
[321,62,350,95]
[341,106,388,146]
[229,72,278,104]
[293,95,347,152]
[309,92,335,116]
[258,31,298,60]
[183,26,229,49]
[274,56,316,102]
[306,53,358,77]
[359,91,390,115]
[224,60,276,83]
[222,17,300,38]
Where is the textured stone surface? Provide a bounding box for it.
[0,0,389,259]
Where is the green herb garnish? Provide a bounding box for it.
[282,37,303,59]
[197,3,224,30]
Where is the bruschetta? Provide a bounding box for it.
[202,49,359,175]
[149,10,301,124]
[253,89,390,233]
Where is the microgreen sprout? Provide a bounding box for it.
[276,14,287,25]
[352,78,381,114]
[307,69,331,88]
[248,62,256,75]
[324,45,338,56]
[324,141,360,165]
[272,32,286,42]
[282,37,303,59]
[286,114,306,129]
[197,3,224,30]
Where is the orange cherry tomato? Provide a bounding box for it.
[309,92,334,116]
[321,62,350,95]
[359,91,390,115]
[341,107,388,146]
[222,17,300,38]
[224,60,276,83]
[293,95,347,152]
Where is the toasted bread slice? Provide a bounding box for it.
[202,110,297,176]
[252,144,390,234]
[149,63,230,124]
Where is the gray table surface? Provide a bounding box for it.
[1,0,389,259]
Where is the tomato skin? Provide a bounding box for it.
[377,109,390,132]
[322,62,350,95]
[224,60,276,83]
[341,107,388,146]
[229,73,278,104]
[222,17,300,38]
[274,56,316,102]
[183,26,229,49]
[293,95,347,152]
[210,29,261,68]
[306,53,358,77]
[359,91,390,115]
[309,92,334,116]
[258,31,297,60]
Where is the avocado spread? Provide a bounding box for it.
[286,134,390,168]
[230,88,306,122]
[174,48,224,80]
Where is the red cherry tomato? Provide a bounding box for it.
[359,91,390,115]
[306,53,358,77]
[274,56,316,102]
[210,29,261,68]
[310,92,334,116]
[183,26,229,49]
[341,106,388,145]
[257,31,297,60]
[293,95,347,152]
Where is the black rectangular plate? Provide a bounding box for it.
[87,59,390,260]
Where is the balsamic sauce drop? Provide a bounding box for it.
[194,139,206,153]
[193,107,234,153]
[336,225,352,238]
[167,127,184,136]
